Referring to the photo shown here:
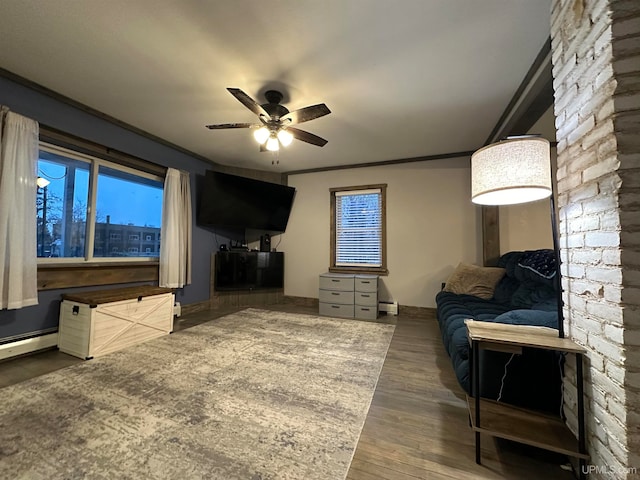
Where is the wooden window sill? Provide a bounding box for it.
[328,266,388,276]
[37,261,159,290]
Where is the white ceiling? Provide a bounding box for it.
[0,0,552,173]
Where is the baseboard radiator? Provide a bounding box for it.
[0,331,58,361]
[378,301,399,315]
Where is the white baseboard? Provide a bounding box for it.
[0,333,58,361]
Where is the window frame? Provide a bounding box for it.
[37,142,164,266]
[35,128,167,290]
[329,183,388,275]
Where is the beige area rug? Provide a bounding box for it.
[0,308,395,479]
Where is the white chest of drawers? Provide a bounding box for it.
[319,273,378,320]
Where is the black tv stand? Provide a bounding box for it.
[214,251,284,291]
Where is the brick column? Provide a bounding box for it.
[551,0,639,477]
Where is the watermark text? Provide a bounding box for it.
[582,464,638,476]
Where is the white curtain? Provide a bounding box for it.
[0,109,39,309]
[159,168,192,288]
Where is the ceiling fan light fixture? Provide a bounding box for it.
[206,88,331,151]
[277,129,293,147]
[266,135,280,152]
[253,126,270,144]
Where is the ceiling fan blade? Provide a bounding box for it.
[288,127,328,147]
[227,88,271,119]
[281,104,331,125]
[205,123,254,129]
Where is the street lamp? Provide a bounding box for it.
[37,177,50,257]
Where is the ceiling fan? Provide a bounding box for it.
[206,88,331,152]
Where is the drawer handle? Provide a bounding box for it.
[361,281,370,284]
[332,305,340,309]
[361,294,370,298]
[331,292,340,296]
[361,308,370,311]
[331,279,340,282]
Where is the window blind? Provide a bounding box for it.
[335,188,382,267]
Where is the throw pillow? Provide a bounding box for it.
[443,263,506,300]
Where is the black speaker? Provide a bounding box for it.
[260,234,271,252]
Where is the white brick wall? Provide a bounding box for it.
[551,0,640,477]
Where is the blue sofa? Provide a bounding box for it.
[435,249,562,413]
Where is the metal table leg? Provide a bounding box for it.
[577,352,586,480]
[473,339,481,464]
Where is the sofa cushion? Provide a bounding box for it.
[488,309,558,329]
[443,263,506,299]
[491,251,524,303]
[510,284,556,308]
[493,275,520,304]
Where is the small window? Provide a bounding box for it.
[129,234,139,241]
[330,184,387,274]
[145,234,152,241]
[110,233,121,240]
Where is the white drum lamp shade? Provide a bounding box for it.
[471,137,552,205]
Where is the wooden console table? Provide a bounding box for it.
[465,320,588,478]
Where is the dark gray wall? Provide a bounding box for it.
[0,76,219,340]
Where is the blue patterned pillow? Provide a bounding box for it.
[518,249,556,279]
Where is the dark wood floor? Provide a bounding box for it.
[0,305,575,479]
[346,311,575,480]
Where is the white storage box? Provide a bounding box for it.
[58,286,174,359]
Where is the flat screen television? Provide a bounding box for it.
[196,170,296,234]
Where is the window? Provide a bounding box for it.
[37,143,164,262]
[37,150,90,258]
[330,184,387,274]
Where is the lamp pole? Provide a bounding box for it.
[42,186,48,256]
[550,187,564,338]
[36,177,51,257]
